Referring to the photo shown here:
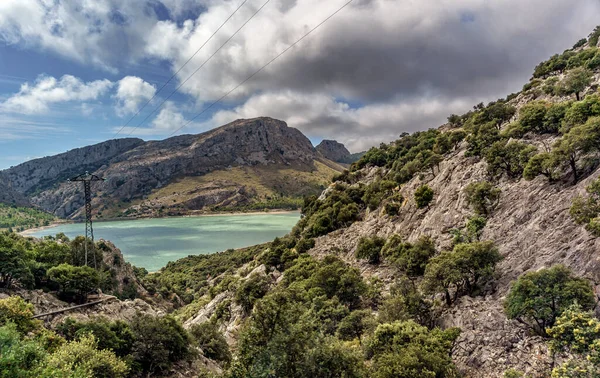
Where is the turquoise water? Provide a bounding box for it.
[28,213,300,272]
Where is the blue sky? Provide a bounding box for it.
[1,0,600,169]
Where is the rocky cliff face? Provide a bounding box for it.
[316,139,351,163]
[2,118,338,218]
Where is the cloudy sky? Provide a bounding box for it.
[1,0,599,169]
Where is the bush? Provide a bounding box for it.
[422,241,502,305]
[189,322,231,365]
[56,317,134,358]
[41,335,129,378]
[366,320,460,378]
[570,177,600,236]
[355,236,386,264]
[0,323,48,377]
[47,264,100,303]
[485,141,537,179]
[234,273,270,314]
[0,296,40,334]
[379,279,434,327]
[562,67,593,101]
[464,181,501,217]
[385,236,436,277]
[130,315,192,375]
[414,185,434,209]
[336,310,375,341]
[504,265,595,336]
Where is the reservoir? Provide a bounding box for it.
[27,212,301,272]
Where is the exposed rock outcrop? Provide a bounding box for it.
[316,139,351,163]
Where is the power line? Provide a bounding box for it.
[111,0,250,138]
[125,0,272,137]
[168,0,354,137]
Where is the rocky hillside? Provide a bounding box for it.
[1,118,345,219]
[142,28,600,378]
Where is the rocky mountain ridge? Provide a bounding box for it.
[1,118,347,219]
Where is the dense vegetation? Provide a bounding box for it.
[0,203,56,232]
[0,232,140,301]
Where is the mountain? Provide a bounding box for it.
[1,117,345,219]
[143,29,600,377]
[316,139,365,164]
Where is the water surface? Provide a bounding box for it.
[28,213,300,271]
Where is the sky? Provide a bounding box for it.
[1,0,600,169]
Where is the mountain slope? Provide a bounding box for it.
[146,29,600,378]
[2,117,345,219]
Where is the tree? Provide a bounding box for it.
[562,67,593,101]
[518,101,548,133]
[464,181,501,217]
[391,236,436,277]
[235,273,270,314]
[0,296,41,334]
[553,116,600,183]
[336,310,374,341]
[0,323,48,378]
[414,185,434,209]
[366,320,460,378]
[523,153,561,181]
[0,233,33,289]
[504,265,595,336]
[189,321,231,365]
[485,141,537,179]
[422,241,502,305]
[355,236,386,264]
[47,264,100,303]
[40,335,129,378]
[130,314,192,375]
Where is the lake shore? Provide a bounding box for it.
[19,209,301,236]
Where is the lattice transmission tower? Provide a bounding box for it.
[68,171,105,267]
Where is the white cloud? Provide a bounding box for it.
[114,76,157,117]
[113,101,190,136]
[0,75,113,115]
[206,90,472,151]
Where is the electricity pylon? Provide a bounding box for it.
[68,171,105,267]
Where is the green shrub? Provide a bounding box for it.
[0,296,41,334]
[366,320,460,378]
[189,322,231,365]
[464,181,501,217]
[504,265,595,336]
[423,241,502,305]
[570,177,600,236]
[130,314,192,375]
[485,141,537,179]
[379,279,434,327]
[234,273,270,314]
[562,67,593,101]
[336,310,375,341]
[47,263,100,303]
[414,185,434,208]
[355,236,386,264]
[56,317,134,358]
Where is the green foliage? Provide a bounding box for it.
[366,320,460,378]
[301,186,363,237]
[0,203,55,231]
[561,94,600,133]
[562,67,594,101]
[234,273,270,314]
[422,241,502,305]
[47,263,100,303]
[523,152,561,181]
[504,265,595,335]
[570,177,600,236]
[504,369,525,378]
[485,141,537,179]
[189,321,231,365]
[465,121,503,157]
[0,233,33,289]
[450,216,487,245]
[355,236,386,264]
[144,243,263,302]
[414,185,434,209]
[0,296,41,334]
[464,181,501,217]
[41,334,129,378]
[383,235,436,277]
[379,279,434,327]
[56,317,134,358]
[533,46,599,78]
[552,116,600,183]
[362,180,396,211]
[0,323,48,378]
[336,309,375,341]
[129,314,192,375]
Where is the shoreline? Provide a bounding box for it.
[19,209,301,236]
